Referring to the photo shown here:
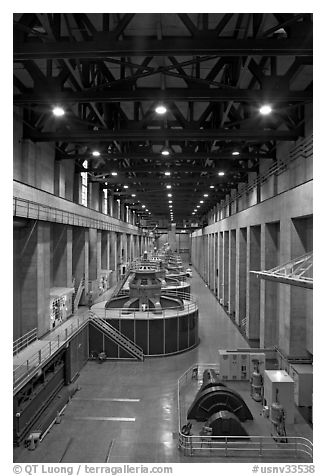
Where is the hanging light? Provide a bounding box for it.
[155,105,167,114]
[52,106,65,117]
[259,104,272,115]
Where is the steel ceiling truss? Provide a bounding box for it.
[13,13,313,222]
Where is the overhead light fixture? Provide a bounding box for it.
[146,209,149,212]
[192,212,195,215]
[169,205,172,208]
[111,172,118,176]
[105,182,108,185]
[131,194,136,197]
[218,171,225,176]
[155,105,167,115]
[232,151,240,156]
[168,200,172,203]
[167,193,172,197]
[200,200,204,204]
[52,106,65,117]
[196,205,200,208]
[210,185,214,189]
[203,194,208,197]
[92,150,101,157]
[259,104,272,115]
[142,205,146,208]
[123,185,128,189]
[166,185,171,189]
[161,149,170,156]
[164,171,171,176]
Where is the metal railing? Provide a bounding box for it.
[177,364,313,461]
[206,134,312,223]
[73,276,85,310]
[13,184,140,235]
[104,295,198,320]
[89,311,144,360]
[13,314,89,393]
[13,328,37,356]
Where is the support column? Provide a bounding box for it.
[228,229,236,316]
[52,224,73,287]
[109,231,117,286]
[260,222,280,348]
[72,227,89,303]
[235,227,247,326]
[223,231,229,306]
[278,217,312,358]
[246,225,261,344]
[88,228,97,281]
[20,221,51,338]
[168,224,177,252]
[218,232,224,300]
[214,233,218,295]
[101,231,108,270]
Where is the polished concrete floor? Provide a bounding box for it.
[14,267,312,463]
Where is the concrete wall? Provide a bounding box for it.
[13,115,143,340]
[191,154,313,359]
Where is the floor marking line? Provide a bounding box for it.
[73,398,140,402]
[67,417,136,422]
[59,437,74,463]
[105,439,115,463]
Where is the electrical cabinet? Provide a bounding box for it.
[49,287,74,330]
[264,370,295,424]
[218,350,264,381]
[289,364,313,407]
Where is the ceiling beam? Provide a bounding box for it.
[28,128,300,142]
[13,88,312,104]
[14,37,313,60]
[60,152,269,160]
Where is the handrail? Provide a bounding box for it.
[13,192,139,235]
[177,364,313,461]
[13,314,89,393]
[74,275,85,310]
[104,296,198,319]
[13,328,38,356]
[89,311,144,357]
[205,134,313,222]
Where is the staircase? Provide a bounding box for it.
[74,276,85,310]
[89,312,144,361]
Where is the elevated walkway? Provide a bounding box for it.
[251,252,313,289]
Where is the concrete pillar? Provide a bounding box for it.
[235,227,247,326]
[116,233,122,274]
[108,195,114,216]
[228,229,236,316]
[168,224,177,252]
[52,224,73,287]
[72,227,89,295]
[20,221,51,338]
[101,231,108,270]
[209,234,214,291]
[214,233,218,295]
[97,230,102,272]
[278,217,312,357]
[218,232,224,300]
[88,228,97,280]
[131,235,135,261]
[72,227,89,305]
[108,231,117,285]
[223,231,229,306]
[260,222,280,348]
[246,225,261,344]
